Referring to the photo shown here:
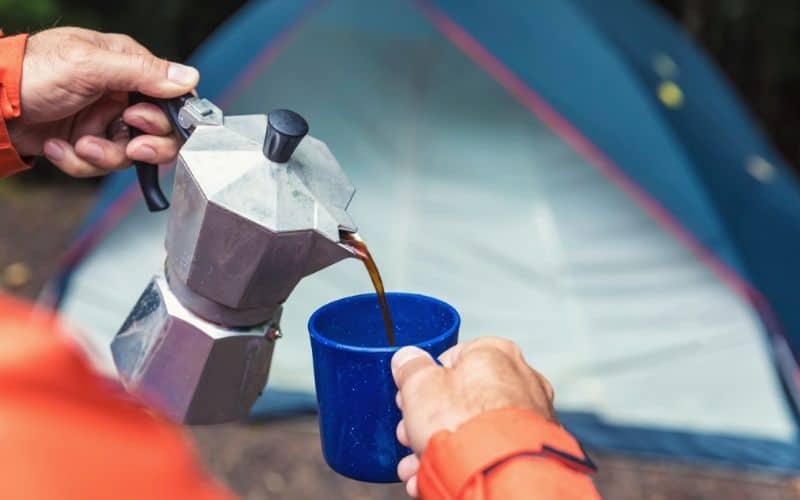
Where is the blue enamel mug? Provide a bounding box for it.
[308,292,460,482]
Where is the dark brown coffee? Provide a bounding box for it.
[341,232,396,346]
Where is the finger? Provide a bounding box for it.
[88,48,199,98]
[438,342,467,367]
[74,136,128,170]
[126,135,180,165]
[396,390,404,410]
[543,377,555,403]
[396,420,409,447]
[531,367,555,403]
[123,103,173,136]
[406,475,419,498]
[391,346,438,389]
[44,139,107,178]
[69,94,128,142]
[397,454,419,482]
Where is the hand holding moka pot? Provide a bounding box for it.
[111,94,358,424]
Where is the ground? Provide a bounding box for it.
[192,418,800,500]
[2,171,799,499]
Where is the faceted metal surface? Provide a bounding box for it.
[164,114,357,322]
[178,114,356,237]
[111,105,360,423]
[111,276,279,424]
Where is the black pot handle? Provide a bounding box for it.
[129,92,193,212]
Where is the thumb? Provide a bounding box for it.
[392,347,438,389]
[91,49,199,97]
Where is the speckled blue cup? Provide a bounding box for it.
[308,292,460,483]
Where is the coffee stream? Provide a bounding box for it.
[340,232,396,346]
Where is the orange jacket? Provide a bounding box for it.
[0,32,600,499]
[0,33,31,177]
[0,294,234,500]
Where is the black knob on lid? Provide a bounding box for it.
[264,109,309,163]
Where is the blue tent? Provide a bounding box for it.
[52,0,800,472]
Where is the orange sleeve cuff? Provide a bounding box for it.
[418,408,599,499]
[0,33,27,119]
[0,32,30,178]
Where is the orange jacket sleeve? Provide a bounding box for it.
[0,32,32,178]
[418,408,601,500]
[0,293,234,500]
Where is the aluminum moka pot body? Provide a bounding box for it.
[111,99,358,424]
[167,105,357,326]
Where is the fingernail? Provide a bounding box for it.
[406,475,419,498]
[124,114,148,130]
[167,62,199,87]
[133,145,157,163]
[44,141,64,161]
[81,141,104,162]
[391,346,427,372]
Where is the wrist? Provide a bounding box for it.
[418,407,595,497]
[5,118,35,158]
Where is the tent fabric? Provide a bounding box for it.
[53,0,800,471]
[425,0,800,392]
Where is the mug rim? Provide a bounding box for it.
[307,292,460,354]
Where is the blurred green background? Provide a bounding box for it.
[0,0,246,60]
[0,0,797,169]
